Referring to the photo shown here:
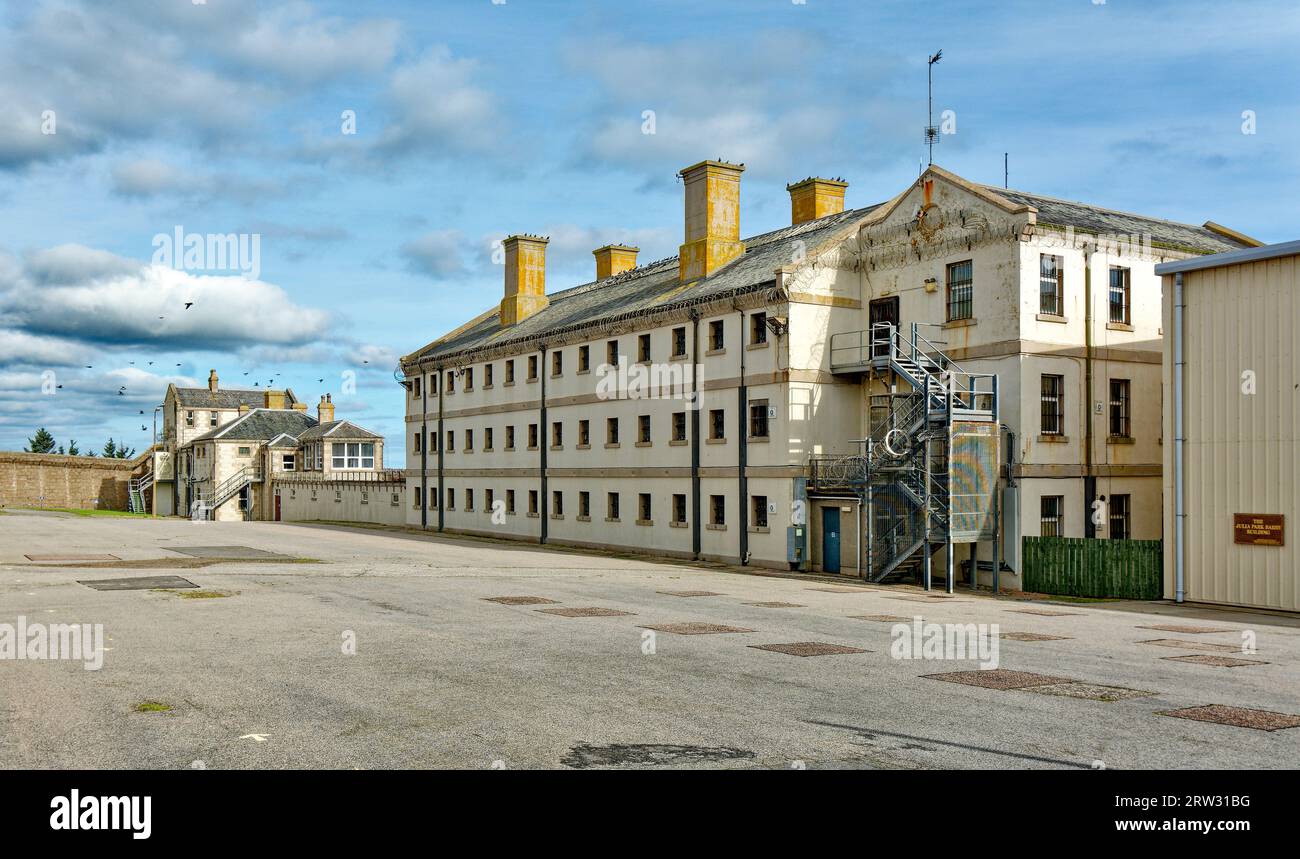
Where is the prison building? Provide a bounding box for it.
[402,159,1253,588]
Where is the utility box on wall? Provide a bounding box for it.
[786,525,806,569]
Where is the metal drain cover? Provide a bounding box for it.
[25,553,120,561]
[1000,632,1072,641]
[1137,624,1236,634]
[749,642,869,657]
[849,614,914,623]
[79,575,198,591]
[639,623,754,635]
[923,669,1073,690]
[1139,638,1244,653]
[1023,682,1153,702]
[744,601,806,608]
[1157,705,1300,731]
[1161,654,1267,667]
[656,590,724,597]
[536,607,634,618]
[166,546,289,560]
[1007,608,1079,617]
[483,596,558,605]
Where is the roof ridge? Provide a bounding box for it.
[987,184,1211,232]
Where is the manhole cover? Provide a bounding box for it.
[25,553,120,561]
[884,596,935,603]
[1138,638,1244,653]
[849,614,914,623]
[79,575,198,591]
[536,607,634,618]
[806,587,862,593]
[656,590,724,597]
[1161,654,1267,667]
[1000,632,1072,642]
[1007,608,1079,617]
[166,546,289,560]
[483,596,558,605]
[639,622,754,635]
[923,669,1073,690]
[1137,624,1235,634]
[744,601,805,608]
[1156,705,1300,731]
[561,743,755,769]
[1023,682,1153,702]
[749,642,869,657]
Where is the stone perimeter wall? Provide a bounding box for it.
[0,451,147,511]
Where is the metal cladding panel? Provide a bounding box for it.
[1162,254,1300,611]
[949,420,999,543]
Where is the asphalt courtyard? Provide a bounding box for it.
[2,508,1298,769]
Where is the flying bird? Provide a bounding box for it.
[184,302,193,309]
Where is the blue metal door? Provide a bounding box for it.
[822,507,841,573]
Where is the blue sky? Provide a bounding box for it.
[1,0,1296,464]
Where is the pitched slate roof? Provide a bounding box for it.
[987,186,1252,254]
[190,409,317,443]
[409,205,879,364]
[173,387,298,409]
[297,420,382,441]
[266,433,300,449]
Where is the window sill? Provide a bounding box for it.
[669,353,688,361]
[577,515,591,522]
[576,443,591,450]
[636,519,653,527]
[635,441,652,448]
[942,317,977,329]
[669,439,688,446]
[504,381,515,388]
[526,377,539,384]
[504,447,515,453]
[1037,434,1069,443]
[1036,313,1068,324]
[604,442,621,450]
[576,368,590,376]
[483,447,493,453]
[482,384,493,391]
[705,348,726,357]
[527,446,539,452]
[550,513,564,520]
[604,517,621,524]
[670,521,689,528]
[748,525,770,534]
[1106,435,1135,445]
[1106,321,1135,332]
[746,341,770,350]
[550,373,562,379]
[526,512,539,519]
[550,445,564,451]
[748,435,770,444]
[706,523,727,531]
[464,448,474,454]
[706,437,726,445]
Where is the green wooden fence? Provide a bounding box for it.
[1022,537,1163,599]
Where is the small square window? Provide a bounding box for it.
[750,313,767,345]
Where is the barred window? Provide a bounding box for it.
[1109,494,1131,540]
[672,327,687,357]
[578,345,590,373]
[579,491,590,518]
[672,493,687,524]
[1040,496,1064,537]
[1109,266,1131,324]
[607,492,620,520]
[749,401,769,439]
[672,411,687,441]
[752,495,769,528]
[709,409,725,440]
[1040,254,1063,316]
[946,259,973,321]
[1040,374,1064,436]
[1109,379,1131,438]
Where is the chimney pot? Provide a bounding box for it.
[499,235,549,327]
[318,394,335,424]
[593,244,639,280]
[786,177,848,225]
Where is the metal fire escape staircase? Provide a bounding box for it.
[816,323,998,588]
[127,470,154,514]
[195,466,261,519]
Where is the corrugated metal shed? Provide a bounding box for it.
[1159,242,1300,611]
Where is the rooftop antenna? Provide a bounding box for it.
[925,49,942,166]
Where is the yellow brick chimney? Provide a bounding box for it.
[787,176,848,225]
[678,160,745,283]
[317,394,334,424]
[499,235,549,327]
[593,244,639,280]
[264,390,286,409]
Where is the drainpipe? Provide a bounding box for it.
[539,344,548,545]
[437,366,445,532]
[737,308,749,565]
[1173,272,1186,603]
[420,366,428,530]
[689,310,702,560]
[1083,243,1097,538]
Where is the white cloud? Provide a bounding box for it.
[376,47,502,157]
[224,4,399,83]
[400,229,469,279]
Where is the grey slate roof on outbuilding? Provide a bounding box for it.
[191,409,318,443]
[411,205,878,364]
[987,186,1252,255]
[298,420,382,441]
[173,387,298,409]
